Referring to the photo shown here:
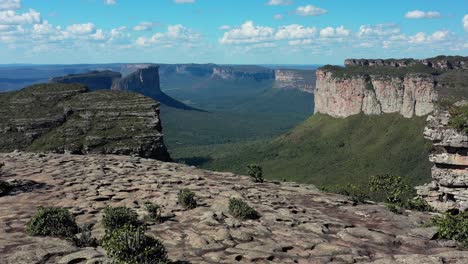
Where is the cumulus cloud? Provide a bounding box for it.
[319,26,350,38]
[219,25,231,30]
[266,0,292,6]
[405,10,441,19]
[275,24,316,40]
[0,0,20,10]
[358,24,400,37]
[296,5,327,16]
[66,23,96,35]
[136,24,200,46]
[174,0,195,4]
[463,15,468,32]
[104,0,116,5]
[0,9,41,25]
[219,21,274,44]
[409,30,450,43]
[133,22,154,31]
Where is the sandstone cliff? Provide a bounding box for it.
[315,56,468,118]
[1,152,468,263]
[0,83,170,161]
[274,69,315,93]
[417,101,468,211]
[212,65,275,81]
[51,70,121,91]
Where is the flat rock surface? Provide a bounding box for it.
[1,152,467,264]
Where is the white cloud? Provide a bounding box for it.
[463,15,468,32]
[274,14,283,20]
[219,21,274,44]
[0,0,21,10]
[0,9,40,25]
[66,23,96,35]
[174,0,195,3]
[288,39,313,46]
[219,25,231,30]
[358,24,400,37]
[136,24,200,46]
[275,24,316,40]
[104,0,116,5]
[133,22,153,31]
[266,0,292,6]
[405,10,441,19]
[296,5,327,16]
[409,30,450,43]
[319,26,350,38]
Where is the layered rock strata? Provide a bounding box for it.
[274,69,315,93]
[417,102,468,211]
[1,152,468,263]
[0,83,170,161]
[314,69,437,118]
[345,56,468,70]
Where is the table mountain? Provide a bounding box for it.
[51,70,122,91]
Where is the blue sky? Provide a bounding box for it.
[0,0,467,64]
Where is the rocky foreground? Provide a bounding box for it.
[1,152,468,263]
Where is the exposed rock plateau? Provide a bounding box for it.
[274,69,315,93]
[315,56,468,118]
[51,71,122,91]
[1,152,468,263]
[0,83,170,161]
[417,101,468,212]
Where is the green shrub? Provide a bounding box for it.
[26,207,78,238]
[431,212,468,247]
[144,201,162,222]
[369,174,411,204]
[322,184,370,204]
[177,189,197,209]
[247,164,264,183]
[101,225,168,264]
[73,223,98,248]
[405,197,433,212]
[102,206,139,232]
[448,105,468,134]
[229,198,259,220]
[385,203,404,214]
[0,180,13,196]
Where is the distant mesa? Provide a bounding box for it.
[51,70,122,91]
[0,83,171,161]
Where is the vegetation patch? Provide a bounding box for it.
[73,223,98,248]
[448,104,468,134]
[178,189,197,209]
[101,225,168,264]
[229,198,259,220]
[247,164,264,183]
[102,206,140,232]
[430,212,468,247]
[0,180,13,196]
[143,201,162,222]
[26,207,79,238]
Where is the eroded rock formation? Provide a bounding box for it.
[417,101,468,212]
[51,70,121,91]
[345,56,468,70]
[274,69,315,93]
[0,83,170,161]
[212,65,275,81]
[1,152,468,263]
[314,69,437,118]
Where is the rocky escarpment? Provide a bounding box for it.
[0,83,170,161]
[2,152,468,263]
[274,69,315,93]
[212,65,275,81]
[345,56,468,70]
[315,56,468,118]
[417,101,468,212]
[51,71,122,91]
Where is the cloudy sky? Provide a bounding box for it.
[0,0,467,64]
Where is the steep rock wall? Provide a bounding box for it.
[274,69,315,93]
[51,70,121,91]
[314,69,438,118]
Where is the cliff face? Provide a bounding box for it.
[112,66,161,96]
[212,66,275,81]
[417,102,468,212]
[51,70,121,91]
[345,56,468,70]
[274,69,315,93]
[0,83,170,161]
[314,69,437,118]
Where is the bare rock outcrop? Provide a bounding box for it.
[274,69,315,93]
[212,65,275,81]
[0,83,170,161]
[417,102,468,211]
[51,70,121,91]
[1,152,468,263]
[345,56,468,70]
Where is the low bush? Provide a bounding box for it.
[73,223,98,248]
[102,206,139,232]
[177,189,197,209]
[448,104,468,134]
[144,201,162,222]
[430,212,468,247]
[405,197,433,212]
[369,174,411,204]
[322,184,370,204]
[0,180,13,196]
[229,198,259,220]
[101,225,168,264]
[247,164,264,183]
[26,207,78,238]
